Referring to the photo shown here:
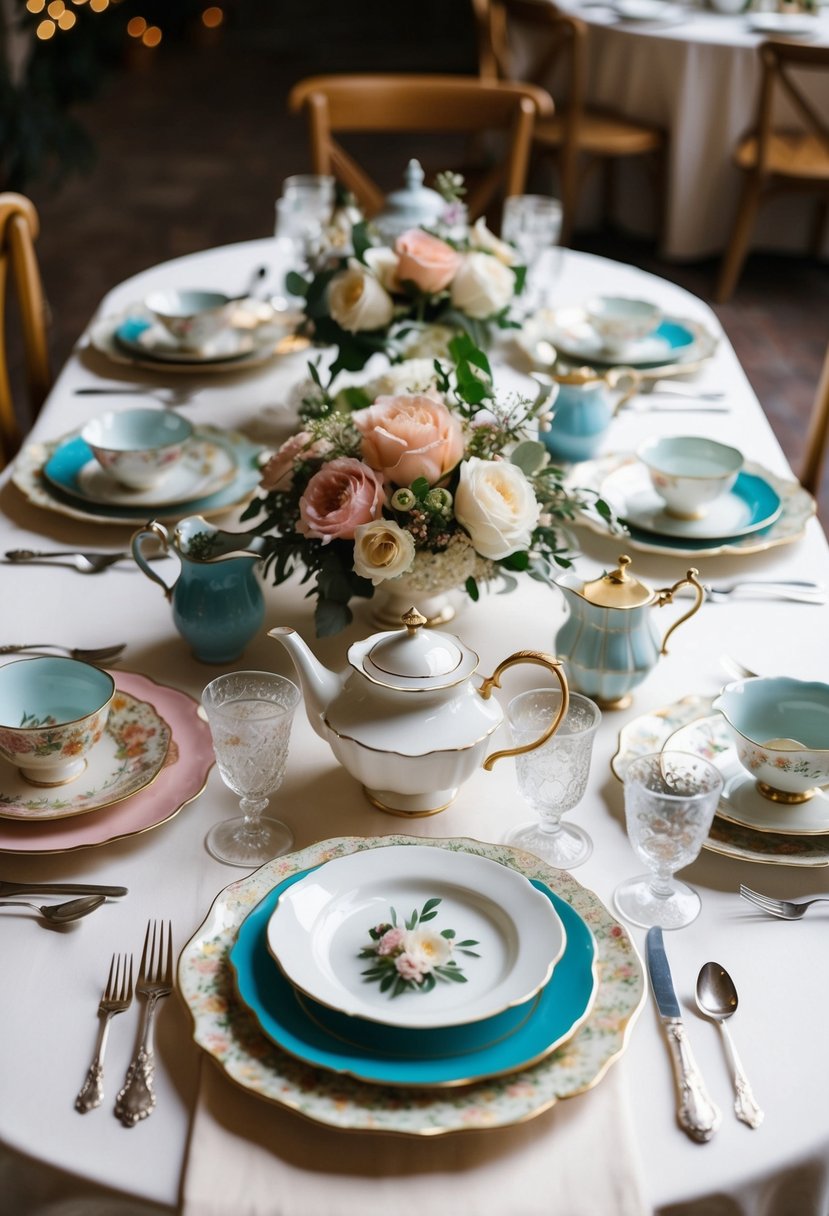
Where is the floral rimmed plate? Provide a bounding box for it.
[266,845,565,1029]
[12,426,265,526]
[611,696,829,867]
[0,671,213,853]
[231,868,596,1087]
[0,688,171,821]
[178,834,646,1135]
[571,454,815,557]
[667,714,829,836]
[55,435,237,508]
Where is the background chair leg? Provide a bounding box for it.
[716,176,763,303]
[810,198,829,259]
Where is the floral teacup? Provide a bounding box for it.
[82,407,194,491]
[713,676,829,803]
[0,657,114,786]
[638,435,743,520]
[144,288,234,351]
[585,295,662,353]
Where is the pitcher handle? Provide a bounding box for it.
[606,367,641,415]
[131,521,175,601]
[479,651,569,771]
[656,568,705,654]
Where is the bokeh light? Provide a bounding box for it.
[35,18,55,37]
[201,6,223,28]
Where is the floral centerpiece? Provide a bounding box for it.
[242,335,613,637]
[286,174,526,383]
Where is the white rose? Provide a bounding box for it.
[328,261,394,332]
[364,246,400,293]
[353,519,416,585]
[469,216,519,266]
[450,251,516,319]
[404,926,453,971]
[362,358,440,399]
[454,456,540,560]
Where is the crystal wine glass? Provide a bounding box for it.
[275,174,336,269]
[500,194,563,311]
[613,751,724,930]
[505,688,601,869]
[201,671,300,868]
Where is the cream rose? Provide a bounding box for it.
[353,520,416,585]
[353,393,465,487]
[363,246,400,293]
[395,229,462,294]
[469,216,519,267]
[327,261,394,332]
[450,251,516,319]
[454,456,539,560]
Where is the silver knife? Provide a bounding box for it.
[646,927,721,1143]
[0,881,127,898]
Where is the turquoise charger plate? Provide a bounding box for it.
[229,868,598,1088]
[625,470,782,550]
[41,427,263,523]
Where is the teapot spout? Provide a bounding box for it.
[268,626,343,737]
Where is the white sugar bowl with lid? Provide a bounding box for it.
[269,608,568,816]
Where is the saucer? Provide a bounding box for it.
[546,306,698,367]
[613,0,686,21]
[667,714,829,836]
[64,436,237,508]
[601,462,782,540]
[114,317,255,364]
[747,11,819,35]
[0,688,171,821]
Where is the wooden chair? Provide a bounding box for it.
[473,0,666,246]
[287,74,554,223]
[0,193,50,468]
[716,41,829,303]
[801,343,829,500]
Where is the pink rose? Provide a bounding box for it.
[297,457,385,543]
[377,927,405,956]
[395,953,425,982]
[353,394,465,487]
[395,229,462,294]
[260,431,328,492]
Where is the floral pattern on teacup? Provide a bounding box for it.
[0,706,108,762]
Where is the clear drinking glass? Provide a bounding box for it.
[613,751,724,930]
[201,671,300,868]
[500,194,563,310]
[505,689,601,869]
[275,174,337,267]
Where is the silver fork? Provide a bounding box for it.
[0,642,126,664]
[75,952,134,1113]
[740,884,829,921]
[115,920,173,1126]
[704,581,826,605]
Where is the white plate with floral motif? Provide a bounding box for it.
[612,697,829,866]
[0,688,171,821]
[179,835,646,1135]
[266,844,566,1029]
[667,714,829,836]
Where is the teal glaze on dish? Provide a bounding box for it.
[625,471,782,549]
[624,470,782,543]
[42,428,263,522]
[229,869,597,1088]
[654,320,694,354]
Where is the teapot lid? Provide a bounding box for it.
[352,607,479,691]
[580,555,655,609]
[374,160,445,243]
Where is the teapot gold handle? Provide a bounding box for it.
[655,568,705,654]
[478,651,569,771]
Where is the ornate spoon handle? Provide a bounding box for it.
[720,1022,764,1128]
[114,994,162,1126]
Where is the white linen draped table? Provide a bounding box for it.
[1,238,829,1215]
[530,1,829,260]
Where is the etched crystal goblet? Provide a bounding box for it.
[201,671,300,868]
[505,688,601,869]
[613,751,723,930]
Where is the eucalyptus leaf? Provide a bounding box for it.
[510,439,549,476]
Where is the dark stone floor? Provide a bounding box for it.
[22,8,829,517]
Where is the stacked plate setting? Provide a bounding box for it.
[179,837,647,1134]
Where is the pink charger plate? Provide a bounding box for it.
[0,670,213,854]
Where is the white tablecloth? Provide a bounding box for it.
[534,1,829,259]
[2,238,829,1214]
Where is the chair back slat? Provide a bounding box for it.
[801,344,829,499]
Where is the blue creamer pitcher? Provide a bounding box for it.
[131,516,266,663]
[556,555,704,709]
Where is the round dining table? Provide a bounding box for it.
[544,1,829,260]
[2,237,829,1215]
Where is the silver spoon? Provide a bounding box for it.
[695,962,764,1128]
[5,548,133,574]
[0,894,107,924]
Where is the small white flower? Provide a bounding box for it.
[363,246,400,293]
[404,926,453,972]
[353,519,416,585]
[328,260,394,333]
[469,216,520,266]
